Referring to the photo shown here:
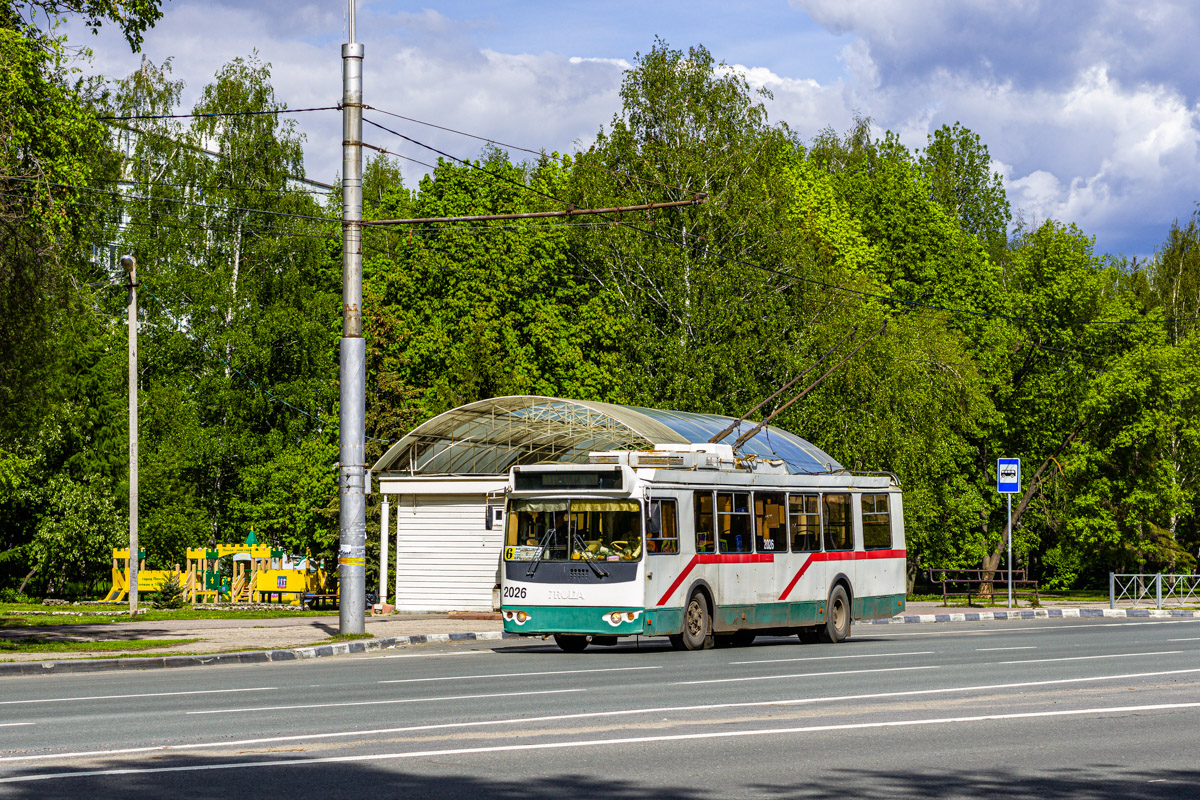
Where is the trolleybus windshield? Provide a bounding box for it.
[505,499,643,562]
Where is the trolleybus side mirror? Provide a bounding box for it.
[485,504,502,531]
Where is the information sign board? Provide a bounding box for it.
[997,458,1021,494]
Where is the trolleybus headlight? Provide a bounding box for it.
[603,609,641,626]
[517,610,529,623]
[610,612,622,624]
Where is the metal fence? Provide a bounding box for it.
[1109,573,1200,609]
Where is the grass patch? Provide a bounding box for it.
[0,605,334,627]
[0,638,203,654]
[327,632,374,642]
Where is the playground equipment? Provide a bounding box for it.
[103,549,185,601]
[104,537,334,606]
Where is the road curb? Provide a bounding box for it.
[0,630,518,677]
[857,607,1200,625]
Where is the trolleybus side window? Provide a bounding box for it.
[823,493,852,551]
[789,493,820,552]
[694,491,716,554]
[861,493,892,550]
[646,498,679,554]
[717,491,752,553]
[754,492,787,553]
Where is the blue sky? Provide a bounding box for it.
[69,1,1200,259]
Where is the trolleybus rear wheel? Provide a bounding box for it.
[553,634,591,653]
[818,585,851,643]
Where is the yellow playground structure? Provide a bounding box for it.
[104,536,333,606]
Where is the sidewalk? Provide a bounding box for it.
[1,599,1195,675]
[0,612,505,662]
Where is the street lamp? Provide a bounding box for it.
[121,254,139,617]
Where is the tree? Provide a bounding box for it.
[361,148,626,457]
[2,1,163,51]
[568,40,816,414]
[917,122,1011,261]
[104,55,339,564]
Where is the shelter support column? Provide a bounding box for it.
[380,497,390,604]
[394,495,401,606]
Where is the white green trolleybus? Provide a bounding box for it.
[500,443,906,652]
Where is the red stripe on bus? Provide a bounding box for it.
[778,549,908,601]
[655,553,774,606]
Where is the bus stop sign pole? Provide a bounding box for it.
[997,458,1020,608]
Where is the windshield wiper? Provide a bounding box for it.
[525,525,558,577]
[572,533,610,578]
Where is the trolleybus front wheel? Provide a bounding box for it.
[818,585,851,643]
[670,591,714,651]
[553,634,591,653]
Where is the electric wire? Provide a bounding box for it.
[0,174,337,225]
[97,106,340,121]
[357,128,1190,328]
[362,103,698,196]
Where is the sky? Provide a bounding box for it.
[64,0,1200,259]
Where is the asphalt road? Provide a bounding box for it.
[0,616,1198,799]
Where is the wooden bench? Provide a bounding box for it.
[927,569,1040,607]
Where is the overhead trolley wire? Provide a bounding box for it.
[363,117,569,208]
[97,106,340,121]
[0,174,338,225]
[357,127,1188,328]
[362,103,698,197]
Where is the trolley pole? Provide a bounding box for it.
[121,254,139,617]
[338,0,366,634]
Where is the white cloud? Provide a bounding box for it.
[64,0,1200,255]
[68,2,625,189]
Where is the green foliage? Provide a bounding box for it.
[1,28,1198,595]
[2,1,164,51]
[917,122,1012,260]
[26,474,122,598]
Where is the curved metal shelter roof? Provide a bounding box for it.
[371,395,841,477]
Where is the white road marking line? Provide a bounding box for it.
[976,646,1037,651]
[0,687,277,706]
[0,723,33,728]
[672,665,938,685]
[8,700,1200,783]
[730,650,935,665]
[1000,650,1183,664]
[878,619,1200,637]
[187,688,585,715]
[6,666,1200,765]
[1167,637,1200,642]
[377,665,661,684]
[375,651,491,659]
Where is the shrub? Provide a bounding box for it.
[150,574,186,610]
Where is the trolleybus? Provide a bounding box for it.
[500,443,906,652]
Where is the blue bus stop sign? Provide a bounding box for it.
[997,458,1020,494]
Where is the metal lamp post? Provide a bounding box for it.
[121,254,139,617]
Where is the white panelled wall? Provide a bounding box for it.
[377,477,506,612]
